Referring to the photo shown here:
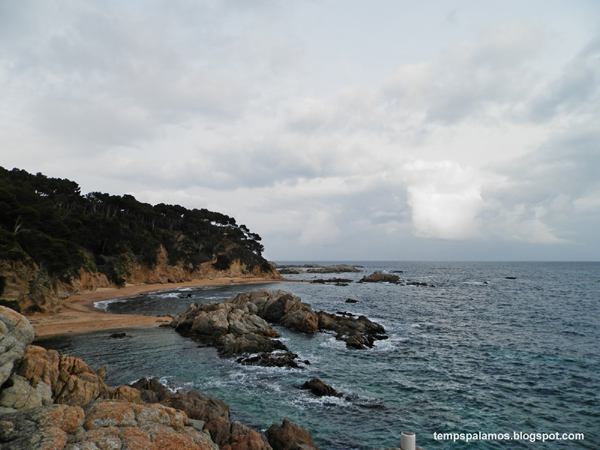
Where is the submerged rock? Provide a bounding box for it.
[110,332,130,338]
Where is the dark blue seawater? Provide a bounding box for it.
[37,262,599,449]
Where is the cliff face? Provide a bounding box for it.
[0,251,281,314]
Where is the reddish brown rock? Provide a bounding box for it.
[16,345,141,405]
[265,419,319,450]
[223,422,272,450]
[0,400,219,450]
[162,390,230,423]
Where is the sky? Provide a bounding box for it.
[1,0,599,261]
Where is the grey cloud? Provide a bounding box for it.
[527,39,599,122]
[483,128,600,245]
[0,0,284,154]
[491,130,600,203]
[382,21,547,124]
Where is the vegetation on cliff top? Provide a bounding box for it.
[0,166,273,287]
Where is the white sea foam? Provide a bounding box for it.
[372,335,409,352]
[155,292,182,299]
[93,298,129,311]
[319,335,347,351]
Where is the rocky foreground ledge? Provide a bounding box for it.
[0,306,319,450]
[170,289,388,367]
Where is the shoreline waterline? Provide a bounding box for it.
[28,276,284,339]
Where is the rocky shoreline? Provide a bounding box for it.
[0,305,319,450]
[1,286,413,449]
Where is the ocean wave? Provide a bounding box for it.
[154,292,182,299]
[372,335,409,352]
[93,298,130,311]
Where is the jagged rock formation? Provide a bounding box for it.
[170,294,302,368]
[0,306,320,450]
[15,345,141,406]
[171,290,388,366]
[132,378,275,450]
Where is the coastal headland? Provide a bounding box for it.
[29,277,280,339]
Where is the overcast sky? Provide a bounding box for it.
[2,1,599,261]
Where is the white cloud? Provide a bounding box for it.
[402,160,483,240]
[299,209,341,246]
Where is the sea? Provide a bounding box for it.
[37,262,599,449]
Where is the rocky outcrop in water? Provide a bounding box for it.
[317,311,387,349]
[310,278,353,284]
[306,264,361,274]
[225,290,386,349]
[171,290,387,366]
[169,298,299,367]
[359,271,400,283]
[277,267,305,274]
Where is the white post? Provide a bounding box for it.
[400,431,416,450]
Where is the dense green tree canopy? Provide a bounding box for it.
[0,167,269,284]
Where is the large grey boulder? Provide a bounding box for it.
[0,306,35,386]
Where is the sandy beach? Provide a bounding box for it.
[28,277,280,339]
